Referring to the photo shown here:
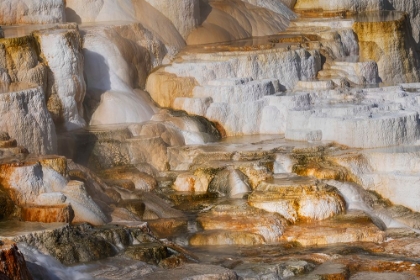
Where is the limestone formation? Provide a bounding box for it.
[0,85,56,154]
[34,26,86,130]
[331,145,420,213]
[353,12,420,84]
[0,0,65,25]
[143,0,200,40]
[248,176,345,223]
[0,36,47,92]
[81,20,188,125]
[0,157,110,226]
[294,0,420,51]
[281,210,386,246]
[148,47,321,136]
[187,0,295,45]
[192,200,287,245]
[1,1,420,279]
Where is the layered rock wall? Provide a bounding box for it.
[82,23,167,125]
[0,157,110,225]
[0,0,65,25]
[0,85,56,154]
[0,36,47,90]
[187,0,295,45]
[294,0,420,50]
[0,25,87,133]
[353,12,420,84]
[34,26,86,131]
[144,0,200,39]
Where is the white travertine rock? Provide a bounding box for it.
[353,12,420,84]
[147,47,321,108]
[173,97,212,116]
[83,24,164,124]
[335,146,420,213]
[177,79,280,135]
[259,106,284,134]
[0,161,109,225]
[226,101,266,135]
[260,93,311,134]
[296,1,418,29]
[90,91,154,126]
[274,154,295,173]
[206,100,266,136]
[295,0,420,60]
[295,80,335,90]
[366,173,420,213]
[285,87,420,149]
[329,60,381,85]
[331,145,420,214]
[143,0,200,39]
[165,48,321,88]
[82,23,174,89]
[68,0,295,47]
[249,176,345,223]
[42,168,69,192]
[187,0,295,45]
[0,85,56,154]
[63,180,109,225]
[35,193,67,206]
[303,28,360,61]
[148,48,320,136]
[193,79,278,103]
[0,0,65,25]
[207,77,254,86]
[285,129,322,142]
[65,0,186,48]
[35,27,86,131]
[173,173,209,193]
[364,146,420,173]
[311,111,419,148]
[387,0,420,50]
[1,163,48,205]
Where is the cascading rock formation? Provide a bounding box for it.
[1,0,420,279]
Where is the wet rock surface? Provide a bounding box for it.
[0,243,33,280]
[1,1,420,280]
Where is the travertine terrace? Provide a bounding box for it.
[1,0,420,279]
